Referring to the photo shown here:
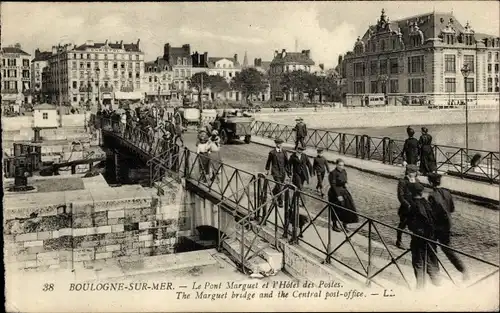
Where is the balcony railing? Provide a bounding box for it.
[1,89,19,94]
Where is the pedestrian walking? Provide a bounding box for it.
[208,130,222,183]
[288,145,312,191]
[407,182,440,289]
[427,173,469,281]
[197,132,211,183]
[418,127,437,175]
[396,164,419,249]
[293,118,308,150]
[312,148,330,197]
[174,120,185,146]
[328,159,359,232]
[265,138,289,208]
[402,126,419,166]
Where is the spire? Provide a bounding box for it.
[243,51,248,68]
[295,38,298,52]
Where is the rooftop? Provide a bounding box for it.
[74,40,141,52]
[32,51,52,62]
[271,51,315,66]
[1,47,30,56]
[207,57,241,68]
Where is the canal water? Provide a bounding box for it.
[330,123,499,152]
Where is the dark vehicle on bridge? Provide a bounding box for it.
[213,109,254,144]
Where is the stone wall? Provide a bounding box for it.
[253,108,499,129]
[4,178,182,271]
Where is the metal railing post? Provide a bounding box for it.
[366,220,372,286]
[292,189,299,244]
[283,185,290,239]
[326,201,332,264]
[184,148,190,179]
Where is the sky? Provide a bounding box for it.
[2,1,499,68]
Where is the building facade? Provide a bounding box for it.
[250,58,271,102]
[47,40,144,109]
[143,58,173,103]
[269,49,315,101]
[342,10,500,106]
[162,44,192,100]
[1,46,32,105]
[207,55,241,101]
[31,49,52,103]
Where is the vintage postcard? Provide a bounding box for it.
[2,1,499,312]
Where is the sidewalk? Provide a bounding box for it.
[252,136,499,205]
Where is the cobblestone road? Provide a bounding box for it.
[183,133,499,265]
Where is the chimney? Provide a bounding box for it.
[282,49,286,57]
[136,39,140,49]
[182,44,191,54]
[120,40,124,49]
[234,54,238,62]
[254,58,258,67]
[52,46,57,55]
[304,50,310,58]
[319,63,324,70]
[35,49,40,58]
[274,50,279,58]
[164,43,171,59]
[104,39,108,46]
[203,52,208,66]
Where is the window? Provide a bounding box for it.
[80,62,84,69]
[154,76,158,82]
[73,97,77,102]
[408,56,424,73]
[354,81,364,93]
[444,78,456,92]
[488,64,492,73]
[95,62,99,68]
[370,81,378,93]
[465,78,474,92]
[408,78,424,93]
[370,61,377,75]
[136,62,140,69]
[113,62,118,69]
[487,77,493,92]
[104,54,108,60]
[380,59,388,75]
[72,61,77,69]
[174,69,179,77]
[136,55,140,61]
[42,112,48,119]
[390,58,398,74]
[22,70,30,78]
[463,55,474,72]
[72,81,77,89]
[389,80,398,93]
[354,63,364,77]
[380,40,386,51]
[136,73,140,79]
[496,52,499,62]
[177,57,182,65]
[121,63,125,69]
[495,64,499,73]
[87,62,91,69]
[488,52,492,62]
[444,55,456,72]
[495,78,499,92]
[23,59,30,67]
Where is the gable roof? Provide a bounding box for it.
[32,51,52,62]
[271,52,315,66]
[74,42,141,52]
[145,58,171,72]
[1,47,30,56]
[207,57,241,68]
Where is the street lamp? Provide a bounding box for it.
[96,67,101,110]
[460,64,470,155]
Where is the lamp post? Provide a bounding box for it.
[96,67,101,110]
[460,64,470,155]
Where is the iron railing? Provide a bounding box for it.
[99,117,499,290]
[252,121,500,184]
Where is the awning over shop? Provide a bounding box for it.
[114,91,144,100]
[102,94,113,99]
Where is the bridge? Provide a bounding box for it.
[99,118,499,291]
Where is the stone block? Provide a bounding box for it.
[144,240,153,247]
[133,241,145,249]
[107,218,119,225]
[37,231,52,240]
[111,250,126,258]
[38,257,60,266]
[72,215,93,228]
[73,228,87,237]
[24,260,38,268]
[95,252,113,260]
[59,250,73,262]
[70,201,94,215]
[37,251,60,260]
[105,244,121,252]
[138,222,153,230]
[108,210,125,219]
[139,234,153,242]
[95,246,106,253]
[81,241,100,248]
[97,226,112,234]
[125,248,139,256]
[59,228,72,236]
[24,240,44,248]
[16,253,37,262]
[74,248,95,262]
[111,224,124,233]
[52,230,60,239]
[87,227,97,236]
[16,233,38,242]
[139,247,153,255]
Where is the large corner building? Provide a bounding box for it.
[341,9,500,106]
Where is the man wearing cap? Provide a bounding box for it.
[407,182,440,289]
[312,148,330,197]
[288,145,312,191]
[293,118,308,151]
[265,138,289,208]
[396,164,419,249]
[427,173,469,280]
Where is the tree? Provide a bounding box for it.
[208,74,230,95]
[231,68,267,103]
[189,72,210,104]
[280,70,311,102]
[303,72,319,102]
[319,74,341,102]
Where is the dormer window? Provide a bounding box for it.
[177,57,181,65]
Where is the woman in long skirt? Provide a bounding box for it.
[418,127,437,175]
[208,130,222,183]
[196,132,211,183]
[328,159,359,232]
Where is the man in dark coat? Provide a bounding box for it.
[288,145,312,191]
[402,126,419,166]
[312,148,330,197]
[293,118,308,150]
[396,164,419,249]
[427,173,469,281]
[407,182,440,289]
[265,138,289,208]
